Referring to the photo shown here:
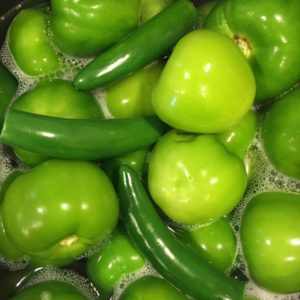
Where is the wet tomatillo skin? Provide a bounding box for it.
[139,0,175,25]
[105,62,163,118]
[152,30,255,133]
[119,276,189,300]
[0,206,25,261]
[148,130,247,225]
[8,8,60,76]
[241,192,300,293]
[11,280,87,300]
[262,86,300,179]
[12,79,103,166]
[204,0,300,102]
[87,225,145,293]
[49,0,140,57]
[0,172,25,260]
[101,148,149,184]
[176,216,237,272]
[216,110,257,159]
[2,159,119,266]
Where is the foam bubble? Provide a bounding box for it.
[76,233,112,260]
[0,254,30,271]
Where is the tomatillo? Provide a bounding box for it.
[119,276,189,300]
[2,159,119,266]
[216,110,257,159]
[139,0,175,25]
[261,86,300,179]
[148,130,247,225]
[152,29,255,133]
[8,8,60,77]
[176,216,237,272]
[11,280,87,300]
[87,225,145,294]
[204,0,300,102]
[241,192,300,293]
[49,0,140,57]
[104,62,163,118]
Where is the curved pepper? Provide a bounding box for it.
[0,109,167,161]
[118,165,245,300]
[73,0,197,90]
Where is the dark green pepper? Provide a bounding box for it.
[118,165,245,300]
[0,109,167,161]
[73,0,197,90]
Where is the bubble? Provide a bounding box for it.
[76,233,112,260]
[0,254,30,271]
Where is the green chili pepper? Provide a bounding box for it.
[0,109,167,161]
[73,0,197,90]
[118,165,245,300]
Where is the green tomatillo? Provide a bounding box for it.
[49,0,140,57]
[261,86,300,179]
[87,225,145,294]
[139,0,175,25]
[216,110,257,159]
[2,159,119,266]
[119,276,189,300]
[148,130,248,225]
[104,62,163,118]
[8,8,60,77]
[176,216,237,272]
[11,280,88,300]
[0,171,24,261]
[152,29,255,133]
[241,192,300,293]
[204,0,300,102]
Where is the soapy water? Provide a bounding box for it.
[0,8,300,300]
